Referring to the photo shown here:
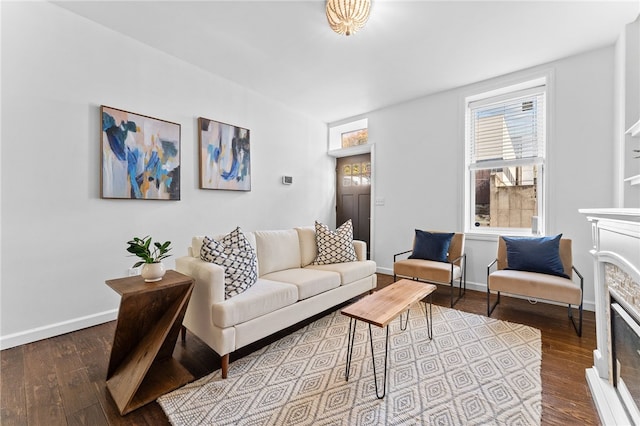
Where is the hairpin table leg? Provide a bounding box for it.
[399,309,411,331]
[423,293,433,340]
[345,317,357,381]
[369,323,390,399]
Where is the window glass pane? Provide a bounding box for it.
[472,165,538,229]
[470,93,544,163]
[361,162,371,185]
[341,129,368,148]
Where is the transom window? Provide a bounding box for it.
[465,79,547,235]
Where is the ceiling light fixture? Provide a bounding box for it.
[326,0,371,36]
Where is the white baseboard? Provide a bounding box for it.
[375,267,595,312]
[0,309,118,350]
[586,367,633,426]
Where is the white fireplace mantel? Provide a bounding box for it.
[580,208,640,426]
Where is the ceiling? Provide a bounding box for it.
[53,1,639,123]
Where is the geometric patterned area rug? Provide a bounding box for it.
[158,304,542,426]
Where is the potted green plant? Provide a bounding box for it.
[126,236,172,282]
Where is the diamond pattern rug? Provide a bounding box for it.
[158,304,541,425]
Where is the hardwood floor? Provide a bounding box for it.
[1,274,599,425]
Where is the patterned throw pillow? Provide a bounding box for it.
[312,220,358,265]
[200,227,258,299]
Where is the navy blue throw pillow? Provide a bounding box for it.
[409,230,455,263]
[503,234,569,278]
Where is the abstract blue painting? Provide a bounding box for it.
[199,117,251,191]
[101,106,181,200]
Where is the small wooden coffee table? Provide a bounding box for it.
[341,279,437,399]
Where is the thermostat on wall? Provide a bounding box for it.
[282,176,293,185]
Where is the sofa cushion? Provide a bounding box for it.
[262,268,340,300]
[503,234,568,278]
[295,226,318,267]
[306,260,377,285]
[409,230,454,263]
[254,229,302,276]
[211,279,299,328]
[313,220,357,265]
[200,228,258,299]
[489,269,581,305]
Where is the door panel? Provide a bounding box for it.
[336,154,371,259]
[338,194,354,227]
[358,193,370,246]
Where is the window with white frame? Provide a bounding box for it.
[465,80,547,235]
[329,118,368,151]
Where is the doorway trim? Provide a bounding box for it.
[328,144,375,263]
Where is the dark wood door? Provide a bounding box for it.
[336,154,371,259]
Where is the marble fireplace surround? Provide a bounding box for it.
[580,208,640,425]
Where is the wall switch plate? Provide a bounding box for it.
[128,267,140,277]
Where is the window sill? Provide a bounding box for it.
[465,230,541,241]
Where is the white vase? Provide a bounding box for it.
[141,262,166,282]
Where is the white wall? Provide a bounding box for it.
[622,16,640,208]
[0,1,334,348]
[367,47,616,311]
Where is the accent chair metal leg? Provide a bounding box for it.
[487,289,500,317]
[449,257,466,308]
[463,257,467,294]
[450,278,463,308]
[450,279,454,308]
[568,303,583,337]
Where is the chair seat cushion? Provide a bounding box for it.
[211,279,298,328]
[489,269,581,305]
[394,259,461,284]
[262,268,340,300]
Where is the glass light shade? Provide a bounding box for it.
[326,0,371,36]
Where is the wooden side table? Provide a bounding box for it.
[105,270,194,415]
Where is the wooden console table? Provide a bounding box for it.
[105,270,194,415]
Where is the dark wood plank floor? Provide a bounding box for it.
[1,274,599,425]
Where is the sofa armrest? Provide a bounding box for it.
[353,240,367,261]
[176,256,226,303]
[176,256,226,335]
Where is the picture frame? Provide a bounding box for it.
[198,117,251,191]
[101,106,181,200]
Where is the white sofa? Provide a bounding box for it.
[176,226,377,378]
